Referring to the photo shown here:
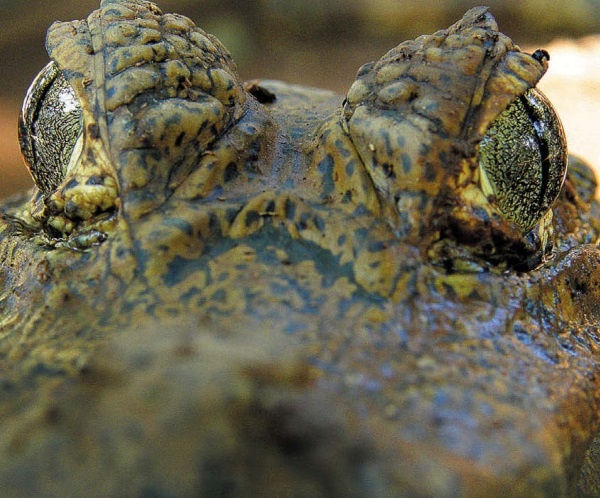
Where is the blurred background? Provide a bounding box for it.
[1,0,599,199]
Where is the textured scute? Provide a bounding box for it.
[45,0,248,222]
[310,6,549,256]
[2,2,600,496]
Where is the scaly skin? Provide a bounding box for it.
[1,2,600,496]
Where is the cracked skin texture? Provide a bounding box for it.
[1,1,600,496]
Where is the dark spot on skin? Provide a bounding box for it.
[313,215,326,232]
[335,139,352,158]
[317,154,335,196]
[164,255,205,287]
[356,62,374,77]
[226,206,242,224]
[86,175,105,186]
[224,162,239,183]
[368,241,388,252]
[401,153,412,174]
[105,86,116,100]
[342,190,353,203]
[353,204,370,217]
[298,212,311,231]
[284,198,296,220]
[65,179,80,190]
[175,131,186,147]
[265,200,276,214]
[382,163,396,179]
[384,133,393,158]
[245,141,261,170]
[208,212,220,233]
[163,217,194,236]
[471,206,491,223]
[570,277,589,298]
[345,159,356,177]
[441,282,457,299]
[245,210,261,227]
[420,143,431,155]
[103,7,127,17]
[44,406,61,425]
[337,234,346,246]
[439,73,452,86]
[116,247,129,259]
[468,289,482,301]
[355,227,369,241]
[212,289,227,302]
[424,162,437,182]
[173,344,196,357]
[87,123,100,139]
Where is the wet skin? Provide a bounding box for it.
[1,2,600,496]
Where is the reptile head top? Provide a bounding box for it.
[17,2,567,267]
[2,1,600,495]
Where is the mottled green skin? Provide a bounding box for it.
[2,1,600,496]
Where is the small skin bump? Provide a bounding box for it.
[346,79,371,106]
[101,5,137,22]
[162,13,195,33]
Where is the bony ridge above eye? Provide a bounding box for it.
[18,61,83,195]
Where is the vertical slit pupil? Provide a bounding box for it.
[518,94,551,209]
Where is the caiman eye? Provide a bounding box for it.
[18,61,83,194]
[478,87,568,232]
